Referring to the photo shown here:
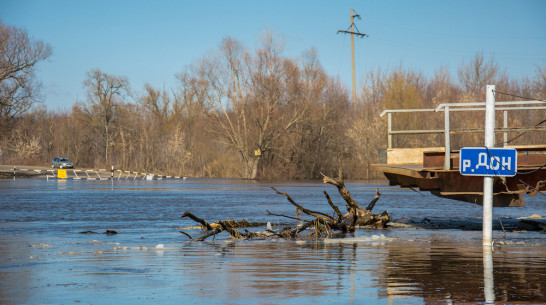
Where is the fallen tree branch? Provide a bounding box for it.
[324,191,344,221]
[365,189,381,211]
[266,210,302,221]
[179,168,390,241]
[219,220,244,239]
[181,211,214,230]
[193,227,223,241]
[321,168,359,210]
[281,220,316,238]
[179,230,193,240]
[270,186,335,223]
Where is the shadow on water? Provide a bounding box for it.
[0,178,544,304]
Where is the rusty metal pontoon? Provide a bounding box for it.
[373,101,546,207]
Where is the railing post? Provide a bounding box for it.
[444,106,451,170]
[503,110,508,147]
[387,112,392,149]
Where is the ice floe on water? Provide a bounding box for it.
[111,243,175,251]
[30,243,51,248]
[324,234,394,244]
[57,251,81,255]
[88,240,119,244]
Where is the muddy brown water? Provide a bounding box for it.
[0,178,544,304]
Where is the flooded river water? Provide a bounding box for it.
[0,178,544,304]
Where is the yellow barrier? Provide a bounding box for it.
[57,169,67,179]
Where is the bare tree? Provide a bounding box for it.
[379,67,425,148]
[457,52,499,98]
[246,32,308,179]
[0,20,52,136]
[198,33,311,179]
[196,38,254,178]
[274,48,350,179]
[140,83,171,122]
[82,70,129,166]
[172,73,212,177]
[532,64,546,99]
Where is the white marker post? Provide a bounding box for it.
[483,85,495,247]
[455,85,500,303]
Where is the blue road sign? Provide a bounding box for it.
[459,147,517,177]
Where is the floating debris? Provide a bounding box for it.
[79,230,99,234]
[58,251,81,255]
[31,243,51,248]
[79,230,118,235]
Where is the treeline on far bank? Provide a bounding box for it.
[1,26,545,179]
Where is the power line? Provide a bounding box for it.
[483,147,546,197]
[485,147,546,176]
[491,90,546,146]
[496,117,546,146]
[493,90,546,103]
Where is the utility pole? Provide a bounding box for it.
[338,8,368,110]
[350,8,356,109]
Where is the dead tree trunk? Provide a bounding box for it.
[322,169,390,229]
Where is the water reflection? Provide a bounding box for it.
[377,239,545,304]
[0,179,544,304]
[0,233,545,304]
[169,240,385,303]
[0,237,35,304]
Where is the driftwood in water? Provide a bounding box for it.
[321,168,390,229]
[179,168,390,241]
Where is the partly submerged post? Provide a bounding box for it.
[483,85,495,247]
[483,85,496,302]
[483,244,495,302]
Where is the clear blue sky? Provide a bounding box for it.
[1,0,545,110]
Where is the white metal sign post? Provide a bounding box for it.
[457,85,518,303]
[483,85,496,303]
[483,85,495,247]
[458,85,519,247]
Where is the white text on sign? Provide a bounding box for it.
[459,148,517,177]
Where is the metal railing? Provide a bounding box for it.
[379,100,546,170]
[3,166,188,180]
